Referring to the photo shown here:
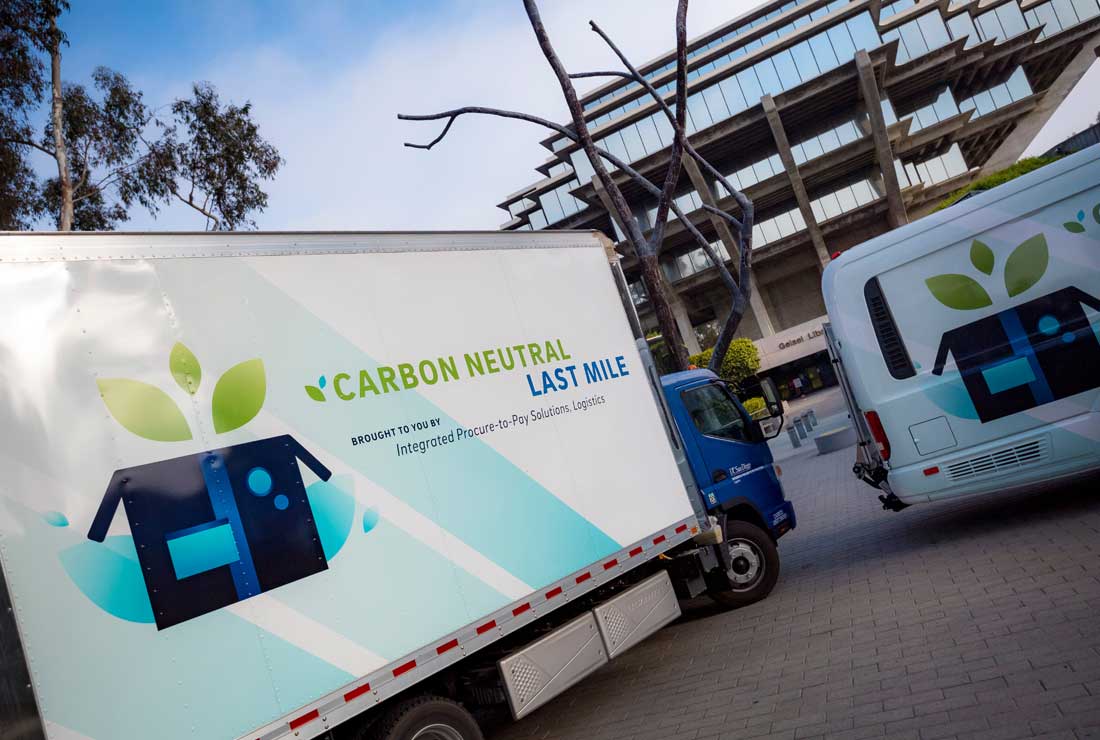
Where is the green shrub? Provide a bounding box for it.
[933,156,1061,213]
[742,397,766,416]
[688,337,761,384]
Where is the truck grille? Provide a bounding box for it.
[944,437,1049,482]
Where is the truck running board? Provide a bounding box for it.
[499,571,680,718]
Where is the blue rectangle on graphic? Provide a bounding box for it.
[982,356,1036,394]
[166,519,240,580]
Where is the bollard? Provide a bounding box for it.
[808,409,818,427]
[793,417,807,439]
[787,426,802,448]
[801,412,813,431]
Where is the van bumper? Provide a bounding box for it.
[888,409,1100,504]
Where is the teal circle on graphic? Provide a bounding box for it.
[1038,315,1059,335]
[1062,332,1075,344]
[273,494,289,511]
[247,468,272,496]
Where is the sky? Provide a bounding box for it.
[45,0,1100,232]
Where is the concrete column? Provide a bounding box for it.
[761,95,831,269]
[855,50,908,229]
[668,291,703,355]
[680,154,777,337]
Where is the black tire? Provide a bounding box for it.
[707,520,780,609]
[365,695,483,740]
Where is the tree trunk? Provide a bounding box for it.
[638,253,690,370]
[49,17,73,232]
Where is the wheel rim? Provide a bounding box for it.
[726,538,764,591]
[411,724,467,740]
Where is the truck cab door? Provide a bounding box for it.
[677,380,776,511]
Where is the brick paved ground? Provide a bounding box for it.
[491,392,1100,740]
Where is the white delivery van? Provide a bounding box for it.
[822,145,1100,510]
[0,229,794,740]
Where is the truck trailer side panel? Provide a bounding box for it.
[0,231,695,740]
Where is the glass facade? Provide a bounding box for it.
[957,66,1033,117]
[809,178,879,221]
[500,0,1094,322]
[881,10,952,63]
[662,240,733,282]
[581,0,845,118]
[1024,0,1100,38]
[898,143,969,186]
[897,86,961,132]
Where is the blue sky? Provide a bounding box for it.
[35,1,1100,231]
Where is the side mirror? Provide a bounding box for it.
[758,377,784,418]
[755,417,784,441]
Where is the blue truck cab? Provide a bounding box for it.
[661,369,796,607]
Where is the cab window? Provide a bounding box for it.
[682,383,752,442]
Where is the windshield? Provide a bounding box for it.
[682,382,752,443]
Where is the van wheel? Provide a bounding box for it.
[366,695,483,740]
[707,521,780,609]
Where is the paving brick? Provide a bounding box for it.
[488,392,1100,740]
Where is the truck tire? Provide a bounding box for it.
[707,521,780,609]
[366,695,483,740]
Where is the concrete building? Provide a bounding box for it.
[496,0,1100,397]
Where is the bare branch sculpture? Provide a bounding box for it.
[399,0,757,377]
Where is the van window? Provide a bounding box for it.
[864,277,916,379]
[682,383,752,442]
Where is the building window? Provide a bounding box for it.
[947,12,980,46]
[882,11,952,63]
[957,66,1033,117]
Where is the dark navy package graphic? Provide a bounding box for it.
[932,286,1100,423]
[88,435,332,630]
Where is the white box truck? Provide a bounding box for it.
[822,145,1100,510]
[0,229,796,740]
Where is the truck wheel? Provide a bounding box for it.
[365,695,483,740]
[707,521,780,609]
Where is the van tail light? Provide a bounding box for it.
[864,410,891,461]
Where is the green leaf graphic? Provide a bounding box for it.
[1063,222,1086,234]
[212,359,266,433]
[925,274,993,310]
[969,240,994,275]
[1093,203,1099,224]
[169,342,201,394]
[305,385,326,402]
[97,378,192,441]
[1004,234,1048,298]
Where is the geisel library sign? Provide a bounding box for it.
[755,316,829,371]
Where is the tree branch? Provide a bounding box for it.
[0,136,56,159]
[646,0,689,255]
[587,16,755,374]
[588,20,752,233]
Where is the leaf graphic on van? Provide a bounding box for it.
[925,274,993,310]
[97,378,193,442]
[212,359,266,433]
[969,240,994,275]
[1004,234,1048,298]
[169,342,201,394]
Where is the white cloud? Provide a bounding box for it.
[128,1,1100,232]
[128,0,754,231]
[1021,59,1100,158]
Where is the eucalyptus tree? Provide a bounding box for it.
[0,0,282,231]
[400,0,756,375]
